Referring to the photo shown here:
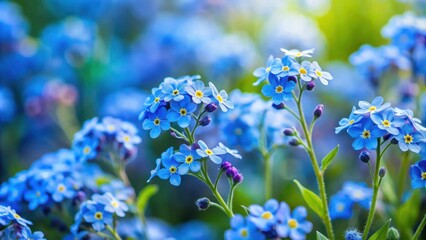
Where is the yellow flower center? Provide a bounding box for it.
[336,203,345,212]
[295,52,303,57]
[234,128,242,135]
[368,106,377,112]
[266,67,271,73]
[240,228,248,237]
[173,90,179,95]
[123,135,130,142]
[404,134,413,144]
[216,94,224,103]
[13,213,21,219]
[362,130,371,139]
[205,149,213,155]
[288,219,298,229]
[154,97,160,103]
[315,70,322,77]
[107,125,115,131]
[195,90,203,98]
[348,120,355,125]
[185,156,193,164]
[382,120,391,127]
[282,66,290,71]
[111,201,119,208]
[95,212,103,220]
[275,86,284,93]
[261,211,273,219]
[58,184,65,192]
[422,172,426,180]
[169,166,177,173]
[154,118,160,125]
[83,146,91,154]
[299,67,307,75]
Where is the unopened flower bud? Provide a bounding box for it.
[199,116,212,127]
[233,173,243,184]
[272,103,285,110]
[288,76,297,83]
[383,133,392,142]
[195,197,210,210]
[205,103,218,112]
[386,227,400,240]
[289,139,300,146]
[359,151,370,163]
[283,128,295,136]
[314,104,324,119]
[306,81,315,91]
[221,161,232,171]
[379,167,386,178]
[226,167,238,178]
[391,138,399,145]
[345,229,362,240]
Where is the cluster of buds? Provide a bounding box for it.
[221,161,243,184]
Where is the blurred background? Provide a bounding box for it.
[0,0,425,239]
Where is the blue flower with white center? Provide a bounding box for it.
[218,142,242,159]
[271,56,298,77]
[47,176,75,202]
[221,118,259,152]
[174,144,201,175]
[341,182,372,209]
[167,96,197,128]
[161,77,187,102]
[23,183,49,210]
[93,192,128,217]
[347,118,386,150]
[148,158,162,183]
[395,124,424,153]
[261,75,296,104]
[225,214,265,240]
[209,82,234,112]
[142,107,170,138]
[19,230,46,240]
[253,55,275,86]
[1,206,32,227]
[293,61,315,82]
[353,96,391,115]
[74,138,99,162]
[157,150,182,186]
[196,140,227,164]
[335,107,363,134]
[83,202,113,232]
[116,131,142,150]
[370,108,405,135]
[329,193,353,220]
[248,199,280,232]
[410,160,426,189]
[145,88,165,112]
[98,117,122,135]
[185,80,212,104]
[276,203,313,240]
[311,61,333,85]
[394,107,426,132]
[280,48,315,58]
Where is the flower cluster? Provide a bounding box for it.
[410,159,426,189]
[72,116,142,163]
[225,199,312,240]
[253,48,332,104]
[71,192,128,237]
[0,205,45,240]
[336,96,426,152]
[329,182,372,220]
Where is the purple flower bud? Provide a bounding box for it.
[199,115,212,127]
[391,138,399,145]
[191,142,201,150]
[289,139,300,146]
[226,167,238,178]
[379,167,386,178]
[306,81,315,91]
[272,103,285,110]
[383,133,392,142]
[195,197,210,210]
[359,151,370,163]
[283,128,295,136]
[233,173,243,184]
[170,130,179,138]
[288,76,297,83]
[221,161,232,171]
[314,104,324,119]
[205,103,218,112]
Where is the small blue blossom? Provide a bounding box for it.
[83,202,113,232]
[225,214,265,240]
[221,118,259,152]
[218,142,242,159]
[23,183,49,210]
[271,56,298,77]
[341,182,372,209]
[248,199,280,232]
[47,176,76,202]
[253,55,275,86]
[293,61,315,82]
[280,48,315,58]
[196,140,227,164]
[335,107,363,134]
[370,108,405,135]
[410,160,426,189]
[116,130,142,150]
[174,144,201,175]
[345,229,362,240]
[167,96,197,128]
[145,88,165,113]
[311,61,333,85]
[74,138,99,163]
[142,107,171,138]
[185,80,212,104]
[347,118,386,150]
[1,206,32,227]
[261,75,296,104]
[394,107,426,132]
[276,203,313,240]
[161,77,187,102]
[329,193,353,220]
[93,192,128,217]
[157,149,183,186]
[209,82,234,112]
[19,230,46,240]
[148,158,162,183]
[354,96,391,115]
[395,124,424,153]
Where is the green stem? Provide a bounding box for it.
[293,85,335,240]
[170,127,190,142]
[106,225,122,240]
[362,139,382,240]
[412,214,426,240]
[228,184,237,212]
[397,152,410,203]
[214,170,224,189]
[263,152,273,200]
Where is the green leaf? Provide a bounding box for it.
[321,145,339,173]
[316,231,329,240]
[136,185,158,214]
[395,190,421,239]
[293,180,324,219]
[368,219,391,240]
